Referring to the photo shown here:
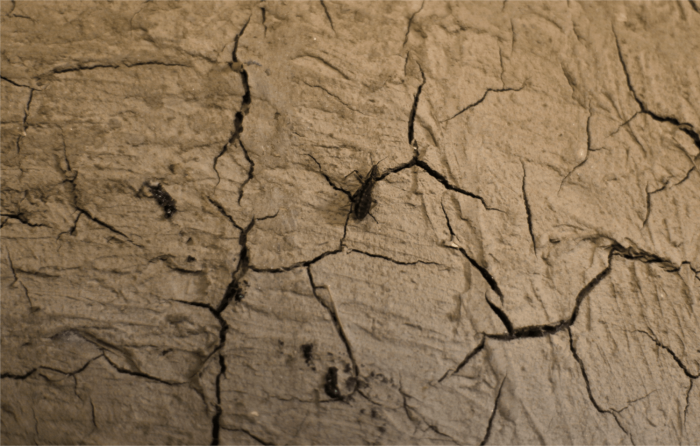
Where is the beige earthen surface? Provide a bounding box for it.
[2,1,699,444]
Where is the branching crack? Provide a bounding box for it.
[102,354,176,385]
[74,208,143,248]
[438,337,485,382]
[636,330,699,379]
[442,85,525,123]
[614,28,700,152]
[403,0,424,47]
[307,267,359,397]
[215,15,252,197]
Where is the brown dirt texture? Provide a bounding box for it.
[2,1,700,444]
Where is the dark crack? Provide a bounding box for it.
[520,160,536,253]
[237,142,255,204]
[414,159,503,212]
[74,208,143,247]
[643,166,696,227]
[568,327,634,442]
[614,29,700,152]
[102,354,176,385]
[319,0,335,33]
[15,87,34,154]
[350,249,440,267]
[408,64,426,147]
[306,154,354,200]
[1,369,38,380]
[685,379,694,427]
[206,197,244,231]
[0,213,47,228]
[480,375,506,446]
[442,85,525,123]
[438,337,485,382]
[636,330,699,379]
[307,267,360,398]
[403,0,424,47]
[52,64,120,74]
[214,16,252,191]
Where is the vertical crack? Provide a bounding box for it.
[480,375,506,446]
[520,160,536,253]
[408,64,426,148]
[568,327,633,442]
[214,16,252,189]
[319,0,335,33]
[211,219,254,444]
[402,0,424,47]
[16,88,34,154]
[306,267,359,397]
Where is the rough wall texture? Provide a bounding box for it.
[1,1,699,444]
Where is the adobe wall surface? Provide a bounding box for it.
[1,1,699,444]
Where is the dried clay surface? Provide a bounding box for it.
[1,1,699,445]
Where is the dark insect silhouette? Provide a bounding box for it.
[350,162,381,221]
[307,154,386,223]
[324,366,341,399]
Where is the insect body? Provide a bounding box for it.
[351,163,380,221]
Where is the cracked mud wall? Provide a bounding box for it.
[1,1,699,444]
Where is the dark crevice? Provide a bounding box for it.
[1,75,31,88]
[684,379,694,427]
[1,369,38,380]
[306,154,353,200]
[485,294,513,336]
[568,328,634,441]
[237,142,255,204]
[16,88,34,154]
[215,16,252,191]
[415,160,503,212]
[520,160,536,253]
[438,337,485,382]
[307,267,360,397]
[52,64,120,74]
[349,249,440,267]
[74,208,143,247]
[489,250,613,341]
[408,64,425,147]
[123,61,189,68]
[480,375,506,446]
[319,0,335,33]
[456,246,504,299]
[206,197,244,231]
[644,166,696,227]
[399,388,458,444]
[690,0,700,13]
[0,213,47,228]
[636,330,699,379]
[210,218,254,445]
[614,29,700,152]
[102,354,176,385]
[568,332,612,413]
[402,0,424,47]
[443,85,525,123]
[249,245,344,274]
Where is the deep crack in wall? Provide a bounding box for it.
[1,1,699,445]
